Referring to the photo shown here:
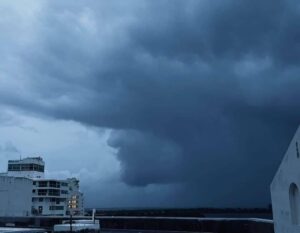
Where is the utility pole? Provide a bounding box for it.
[70,212,73,233]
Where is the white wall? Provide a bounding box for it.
[0,176,32,217]
[271,126,300,233]
[32,197,67,216]
[7,171,44,179]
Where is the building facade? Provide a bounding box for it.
[271,126,300,233]
[0,176,32,217]
[0,157,84,217]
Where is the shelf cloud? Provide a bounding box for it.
[0,0,300,207]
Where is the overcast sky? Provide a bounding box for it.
[0,0,299,208]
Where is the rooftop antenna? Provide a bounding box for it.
[92,209,96,223]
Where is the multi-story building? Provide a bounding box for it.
[67,178,84,216]
[0,157,84,217]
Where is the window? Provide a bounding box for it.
[57,206,64,210]
[49,181,60,188]
[38,181,47,187]
[48,189,60,196]
[38,165,45,172]
[38,189,47,196]
[8,164,21,171]
[39,198,43,202]
[290,183,300,225]
[21,164,30,171]
[49,206,64,210]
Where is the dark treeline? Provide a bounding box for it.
[85,206,272,218]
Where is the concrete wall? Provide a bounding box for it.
[271,126,300,233]
[0,176,32,217]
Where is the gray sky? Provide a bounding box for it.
[0,0,300,208]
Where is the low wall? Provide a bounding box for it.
[99,217,274,233]
[0,216,274,233]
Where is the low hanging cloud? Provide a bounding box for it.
[0,0,300,206]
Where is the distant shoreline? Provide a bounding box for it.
[84,207,272,219]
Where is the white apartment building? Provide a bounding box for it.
[0,157,84,217]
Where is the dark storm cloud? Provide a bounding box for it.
[0,142,19,154]
[1,0,300,206]
[108,130,183,186]
[0,141,20,166]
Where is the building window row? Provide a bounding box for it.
[48,189,60,196]
[38,189,47,196]
[32,197,66,202]
[49,181,61,188]
[8,163,44,172]
[33,181,67,188]
[33,189,60,196]
[37,181,47,187]
[49,206,64,211]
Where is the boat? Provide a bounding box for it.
[54,210,100,232]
